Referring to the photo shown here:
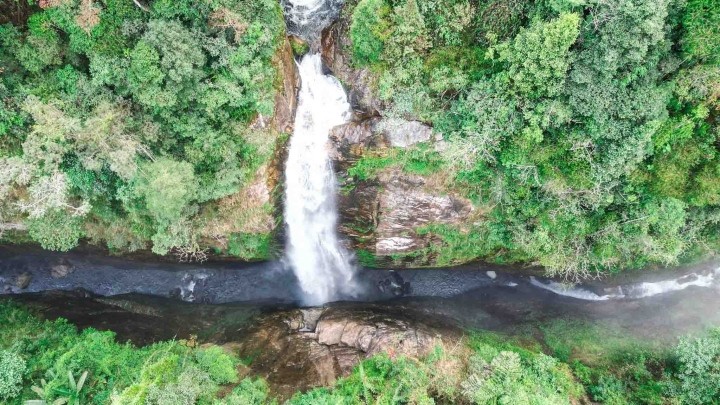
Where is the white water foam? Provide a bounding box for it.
[281,0,344,40]
[284,54,358,304]
[530,266,720,301]
[625,268,719,298]
[529,276,618,301]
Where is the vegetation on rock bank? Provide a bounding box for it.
[344,0,720,278]
[2,300,719,404]
[0,0,286,260]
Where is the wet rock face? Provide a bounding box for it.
[234,306,459,400]
[272,36,300,133]
[374,171,473,256]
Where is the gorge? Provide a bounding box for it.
[1,0,720,403]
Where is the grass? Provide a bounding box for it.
[346,146,445,182]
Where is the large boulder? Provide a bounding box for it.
[377,118,433,148]
[233,306,460,400]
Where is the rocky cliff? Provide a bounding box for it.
[321,11,476,268]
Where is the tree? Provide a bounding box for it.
[129,158,199,255]
[681,0,720,64]
[132,158,198,225]
[350,0,392,65]
[27,209,85,251]
[492,13,581,100]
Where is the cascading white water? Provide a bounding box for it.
[283,0,358,304]
[530,266,720,301]
[529,277,616,301]
[281,0,344,40]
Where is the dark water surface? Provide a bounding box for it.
[2,246,719,347]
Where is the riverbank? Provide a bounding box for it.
[3,276,720,403]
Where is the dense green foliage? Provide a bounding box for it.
[0,0,285,259]
[290,339,582,404]
[348,0,720,278]
[0,301,272,404]
[3,300,720,404]
[0,350,26,401]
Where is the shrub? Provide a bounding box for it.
[215,378,272,405]
[667,328,720,404]
[0,350,26,401]
[27,210,84,252]
[227,232,273,260]
[195,346,239,384]
[145,366,215,405]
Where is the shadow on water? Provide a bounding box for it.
[2,245,719,347]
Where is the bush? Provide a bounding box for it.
[668,328,720,404]
[215,378,272,405]
[227,233,273,261]
[0,350,26,401]
[27,210,84,252]
[145,366,215,405]
[195,346,239,384]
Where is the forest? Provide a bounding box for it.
[0,0,285,260]
[1,0,719,280]
[1,1,720,404]
[2,301,720,404]
[345,0,720,278]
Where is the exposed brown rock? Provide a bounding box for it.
[50,260,74,278]
[233,306,460,400]
[272,36,300,134]
[328,118,383,169]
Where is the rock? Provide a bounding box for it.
[328,118,381,168]
[321,12,384,114]
[14,272,31,289]
[234,306,461,400]
[373,170,473,256]
[272,36,300,133]
[338,166,475,266]
[376,119,433,148]
[289,35,309,57]
[315,308,439,358]
[51,260,74,278]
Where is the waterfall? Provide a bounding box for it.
[283,0,358,304]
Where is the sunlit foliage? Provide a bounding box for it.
[0,0,285,256]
